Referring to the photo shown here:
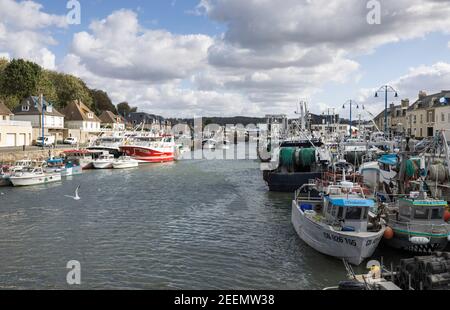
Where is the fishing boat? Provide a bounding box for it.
[45,158,65,173]
[93,154,115,169]
[87,134,124,157]
[380,191,450,253]
[9,167,61,187]
[61,161,83,176]
[63,150,102,170]
[120,135,176,163]
[359,154,399,190]
[261,138,329,192]
[10,159,34,173]
[291,180,385,265]
[112,156,139,169]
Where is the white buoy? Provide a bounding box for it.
[410,237,430,245]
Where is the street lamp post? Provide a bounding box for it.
[375,85,398,137]
[342,100,362,137]
[38,94,47,150]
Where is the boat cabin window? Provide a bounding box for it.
[362,208,369,220]
[337,207,344,220]
[431,208,444,220]
[345,207,363,220]
[399,206,411,218]
[380,163,390,171]
[414,207,429,220]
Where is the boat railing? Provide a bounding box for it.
[388,218,450,236]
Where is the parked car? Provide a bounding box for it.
[63,137,78,145]
[35,136,55,147]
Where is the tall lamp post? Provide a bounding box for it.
[38,94,47,150]
[375,85,398,137]
[342,100,362,137]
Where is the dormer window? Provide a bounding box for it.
[47,106,53,113]
[88,112,94,119]
[22,105,29,112]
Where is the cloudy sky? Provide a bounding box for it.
[1,0,450,119]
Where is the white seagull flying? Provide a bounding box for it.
[65,185,81,201]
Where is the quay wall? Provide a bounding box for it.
[0,148,68,164]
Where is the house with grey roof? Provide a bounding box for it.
[12,96,65,143]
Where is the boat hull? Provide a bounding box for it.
[120,146,174,163]
[0,176,11,187]
[10,174,62,187]
[263,171,322,192]
[291,201,384,265]
[62,166,83,177]
[93,161,114,169]
[113,162,139,169]
[384,228,449,253]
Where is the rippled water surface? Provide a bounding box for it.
[0,149,407,289]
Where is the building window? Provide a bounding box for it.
[420,115,423,124]
[22,105,29,112]
[442,113,445,122]
[88,113,94,119]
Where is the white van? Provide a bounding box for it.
[36,136,56,147]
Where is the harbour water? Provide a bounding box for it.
[0,147,408,290]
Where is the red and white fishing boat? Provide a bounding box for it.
[120,135,176,163]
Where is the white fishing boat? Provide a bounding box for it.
[291,180,385,265]
[113,156,139,169]
[93,154,115,169]
[10,159,34,173]
[9,167,62,187]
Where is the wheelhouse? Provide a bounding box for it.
[324,197,374,232]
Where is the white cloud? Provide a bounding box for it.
[0,0,66,69]
[70,9,213,82]
[357,62,450,117]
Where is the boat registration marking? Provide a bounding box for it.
[323,232,357,246]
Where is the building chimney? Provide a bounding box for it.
[401,99,410,108]
[418,91,427,100]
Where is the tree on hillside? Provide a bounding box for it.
[117,101,136,116]
[0,58,8,72]
[36,70,59,105]
[48,71,94,108]
[91,89,117,115]
[0,59,42,101]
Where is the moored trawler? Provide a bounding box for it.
[291,180,385,265]
[381,191,450,253]
[261,139,330,192]
[120,135,176,163]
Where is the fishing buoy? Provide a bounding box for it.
[384,227,394,240]
[409,237,430,245]
[444,210,450,222]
